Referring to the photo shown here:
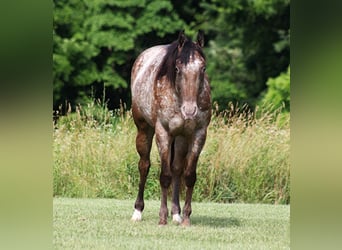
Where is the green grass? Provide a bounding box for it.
[53,100,290,204]
[53,198,290,249]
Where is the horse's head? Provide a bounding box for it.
[156,30,207,121]
[174,30,206,120]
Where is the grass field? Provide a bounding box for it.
[53,198,290,249]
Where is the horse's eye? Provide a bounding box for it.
[202,67,206,73]
[175,66,179,73]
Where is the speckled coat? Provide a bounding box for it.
[130,31,211,226]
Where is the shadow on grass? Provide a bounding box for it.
[191,215,240,228]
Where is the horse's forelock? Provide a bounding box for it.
[156,38,205,86]
[178,40,205,65]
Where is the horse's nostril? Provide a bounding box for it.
[191,106,197,115]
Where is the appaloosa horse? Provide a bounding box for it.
[130,30,211,226]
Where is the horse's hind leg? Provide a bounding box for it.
[131,120,154,222]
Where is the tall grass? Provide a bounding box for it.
[196,104,290,204]
[53,100,290,204]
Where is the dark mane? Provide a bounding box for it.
[156,38,205,86]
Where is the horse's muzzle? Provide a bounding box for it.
[181,102,198,120]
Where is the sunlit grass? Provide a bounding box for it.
[53,198,290,249]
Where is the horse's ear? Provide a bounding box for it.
[197,30,204,47]
[178,30,186,49]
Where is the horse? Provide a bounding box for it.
[130,30,211,226]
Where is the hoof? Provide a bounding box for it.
[181,218,191,227]
[158,219,167,226]
[172,214,182,224]
[131,209,142,222]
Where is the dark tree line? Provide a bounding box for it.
[53,0,290,113]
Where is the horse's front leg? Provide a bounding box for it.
[155,121,172,225]
[182,129,207,226]
[171,136,188,224]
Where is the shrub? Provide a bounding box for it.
[259,66,290,112]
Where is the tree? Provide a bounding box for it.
[53,0,290,112]
[53,0,184,111]
[196,0,290,109]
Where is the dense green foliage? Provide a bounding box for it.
[53,0,290,111]
[201,0,290,108]
[54,198,290,249]
[259,66,290,112]
[53,0,184,109]
[53,101,290,204]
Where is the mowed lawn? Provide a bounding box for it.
[53,198,289,249]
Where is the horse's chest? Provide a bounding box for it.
[155,85,179,114]
[158,95,178,113]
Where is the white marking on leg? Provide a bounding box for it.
[172,214,182,224]
[131,209,142,222]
